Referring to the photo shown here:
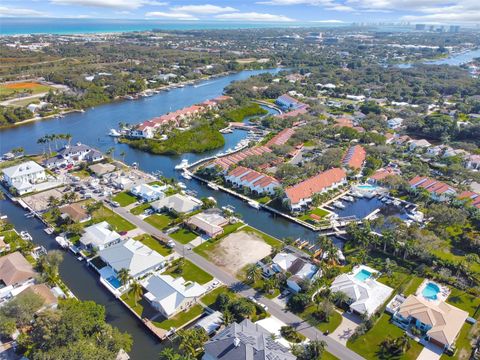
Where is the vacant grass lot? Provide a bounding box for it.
[130,203,151,215]
[170,228,197,244]
[144,213,173,230]
[92,205,136,232]
[112,192,137,207]
[163,259,213,285]
[0,82,53,98]
[347,314,423,360]
[133,234,172,257]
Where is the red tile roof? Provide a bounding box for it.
[458,191,480,209]
[227,166,279,189]
[285,168,346,205]
[342,145,366,170]
[334,117,353,128]
[276,107,308,119]
[214,146,272,171]
[409,176,457,196]
[266,128,295,148]
[369,167,400,181]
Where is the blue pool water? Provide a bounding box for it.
[357,184,377,191]
[422,282,440,300]
[107,276,121,289]
[355,269,372,282]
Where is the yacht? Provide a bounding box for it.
[55,236,69,249]
[207,182,219,190]
[207,196,217,204]
[20,231,32,241]
[248,201,261,209]
[177,182,187,189]
[108,129,121,137]
[44,227,54,235]
[333,201,345,209]
[174,159,189,170]
[342,195,355,202]
[182,172,192,180]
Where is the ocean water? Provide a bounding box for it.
[0,18,342,35]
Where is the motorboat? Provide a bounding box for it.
[20,231,32,241]
[182,172,192,180]
[207,182,219,190]
[342,196,354,202]
[108,129,121,137]
[393,200,401,206]
[248,201,260,209]
[174,159,189,170]
[177,182,187,189]
[207,196,217,204]
[44,227,54,235]
[222,205,235,213]
[55,236,69,249]
[333,201,345,209]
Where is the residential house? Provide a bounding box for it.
[225,166,280,195]
[19,284,58,310]
[80,221,121,250]
[151,194,202,214]
[393,295,468,351]
[203,319,296,360]
[99,239,166,279]
[2,161,46,195]
[393,135,412,146]
[269,252,320,293]
[195,311,223,335]
[265,128,295,148]
[60,203,91,223]
[342,145,366,171]
[213,146,272,172]
[458,191,480,209]
[142,274,206,318]
[89,163,116,177]
[130,121,156,139]
[442,147,468,158]
[368,167,401,184]
[43,144,103,169]
[111,176,134,190]
[465,154,480,170]
[426,145,445,157]
[330,265,393,317]
[409,139,432,152]
[130,183,167,202]
[284,168,347,211]
[409,176,457,201]
[0,252,36,300]
[186,211,229,238]
[275,94,304,111]
[387,117,404,129]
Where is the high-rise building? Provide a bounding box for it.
[415,24,426,31]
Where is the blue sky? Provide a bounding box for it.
[0,0,478,24]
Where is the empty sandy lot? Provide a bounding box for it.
[22,187,66,212]
[208,230,271,275]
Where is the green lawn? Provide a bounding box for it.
[402,276,424,296]
[144,213,173,230]
[241,226,282,248]
[133,234,172,257]
[299,207,330,222]
[447,288,480,317]
[92,205,136,232]
[0,82,53,97]
[170,228,198,244]
[322,352,339,360]
[440,323,474,360]
[163,259,213,285]
[347,314,423,360]
[130,203,151,215]
[300,306,342,333]
[153,304,204,330]
[112,192,137,207]
[121,290,145,317]
[200,286,231,309]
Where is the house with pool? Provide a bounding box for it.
[330,265,393,317]
[388,280,469,352]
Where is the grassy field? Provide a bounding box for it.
[0,82,53,98]
[130,203,151,215]
[447,288,480,317]
[144,213,173,230]
[322,352,339,360]
[153,304,204,330]
[299,306,343,333]
[163,259,213,285]
[200,286,230,309]
[120,289,157,318]
[347,314,423,360]
[170,228,197,244]
[133,234,172,257]
[112,192,137,207]
[298,207,330,222]
[402,276,424,296]
[92,205,136,232]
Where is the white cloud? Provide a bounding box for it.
[257,0,328,4]
[171,4,238,14]
[0,6,47,17]
[312,19,346,22]
[145,11,199,20]
[50,0,167,10]
[326,4,354,11]
[215,12,295,22]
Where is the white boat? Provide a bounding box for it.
[20,231,32,241]
[342,196,355,202]
[108,129,121,137]
[177,182,187,189]
[222,205,235,213]
[0,214,7,220]
[248,201,260,209]
[182,172,192,180]
[174,159,189,170]
[351,191,363,198]
[207,196,217,204]
[207,182,219,190]
[393,200,401,206]
[333,201,345,209]
[226,148,233,153]
[55,236,69,249]
[44,227,54,235]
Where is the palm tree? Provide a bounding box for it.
[331,291,349,308]
[37,136,47,156]
[106,147,115,160]
[244,264,262,284]
[130,280,143,306]
[395,334,411,354]
[117,268,131,286]
[222,309,234,326]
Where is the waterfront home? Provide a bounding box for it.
[60,203,91,223]
[225,166,280,195]
[265,128,295,148]
[465,154,480,170]
[130,121,156,139]
[213,146,272,172]
[151,194,202,214]
[111,176,134,190]
[392,295,468,351]
[99,239,166,279]
[202,319,296,360]
[342,145,366,171]
[330,265,393,317]
[130,183,167,202]
[89,163,116,177]
[2,161,46,195]
[195,311,223,335]
[275,94,305,111]
[186,211,229,238]
[20,284,58,310]
[387,117,404,129]
[43,156,68,169]
[43,144,103,169]
[0,252,36,301]
[80,221,121,250]
[409,176,457,201]
[408,139,432,152]
[142,274,206,318]
[284,168,347,211]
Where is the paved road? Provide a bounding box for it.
[112,205,364,360]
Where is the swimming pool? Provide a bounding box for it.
[107,276,121,289]
[357,184,377,191]
[422,282,440,301]
[354,269,372,282]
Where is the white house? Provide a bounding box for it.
[271,252,320,293]
[151,194,202,214]
[465,154,480,170]
[142,274,206,318]
[130,183,167,202]
[130,121,156,139]
[387,117,404,129]
[80,221,121,250]
[99,239,166,279]
[2,161,46,195]
[330,265,393,317]
[225,166,280,195]
[426,145,445,157]
[409,139,431,152]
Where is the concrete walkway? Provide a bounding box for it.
[329,311,362,345]
[417,342,443,360]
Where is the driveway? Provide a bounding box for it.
[329,311,362,345]
[417,342,443,360]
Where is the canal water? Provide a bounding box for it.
[396,48,480,68]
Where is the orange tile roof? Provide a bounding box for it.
[214,146,272,170]
[342,145,366,170]
[369,167,399,181]
[285,168,346,205]
[266,128,295,148]
[409,176,457,196]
